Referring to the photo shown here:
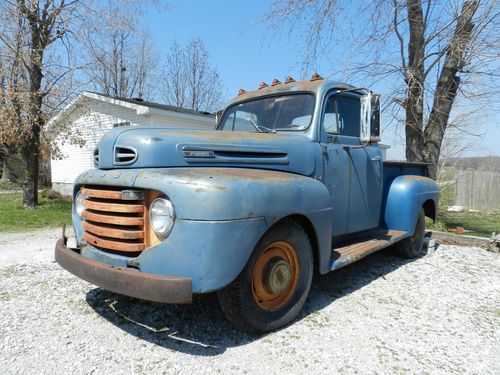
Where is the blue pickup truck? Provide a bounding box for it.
[55,75,439,334]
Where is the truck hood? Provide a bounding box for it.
[95,127,318,177]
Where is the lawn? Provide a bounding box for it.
[0,192,72,232]
[428,168,500,238]
[427,211,500,238]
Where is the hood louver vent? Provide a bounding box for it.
[93,148,99,167]
[114,145,138,165]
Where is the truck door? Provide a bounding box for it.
[320,92,383,236]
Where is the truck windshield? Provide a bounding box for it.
[217,94,315,133]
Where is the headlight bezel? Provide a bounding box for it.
[75,191,88,218]
[149,197,176,239]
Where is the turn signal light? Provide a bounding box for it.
[271,79,281,86]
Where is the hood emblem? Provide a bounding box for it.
[143,137,162,143]
[183,149,215,158]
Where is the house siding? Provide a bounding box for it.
[50,99,215,195]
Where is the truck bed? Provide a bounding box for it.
[383,160,429,188]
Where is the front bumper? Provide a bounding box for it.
[55,239,192,304]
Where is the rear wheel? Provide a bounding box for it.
[217,219,313,334]
[394,208,426,258]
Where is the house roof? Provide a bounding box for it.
[85,92,215,117]
[48,91,215,128]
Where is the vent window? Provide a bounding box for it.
[93,148,99,167]
[114,146,137,165]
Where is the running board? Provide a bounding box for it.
[329,230,408,271]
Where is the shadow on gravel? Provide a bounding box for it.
[86,247,418,356]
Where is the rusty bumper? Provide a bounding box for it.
[54,239,192,303]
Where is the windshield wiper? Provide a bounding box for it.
[248,118,276,134]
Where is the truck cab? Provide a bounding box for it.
[55,75,439,334]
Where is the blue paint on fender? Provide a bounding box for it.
[384,175,439,234]
[73,167,333,290]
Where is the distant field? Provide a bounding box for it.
[0,193,71,232]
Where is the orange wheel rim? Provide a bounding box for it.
[252,241,300,311]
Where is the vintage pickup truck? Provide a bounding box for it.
[55,75,439,334]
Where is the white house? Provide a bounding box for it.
[50,91,215,195]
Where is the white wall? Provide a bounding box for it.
[50,99,215,193]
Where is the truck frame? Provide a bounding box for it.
[55,75,439,334]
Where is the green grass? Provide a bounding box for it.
[0,192,72,232]
[0,181,21,190]
[427,211,500,238]
[430,167,500,238]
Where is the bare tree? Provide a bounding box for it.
[0,0,88,208]
[264,0,499,178]
[83,1,159,99]
[161,38,226,112]
[0,0,163,208]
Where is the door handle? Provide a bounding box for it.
[370,156,382,161]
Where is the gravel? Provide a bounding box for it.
[0,229,499,374]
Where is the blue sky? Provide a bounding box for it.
[143,0,499,159]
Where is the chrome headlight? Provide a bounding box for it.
[149,197,175,238]
[75,192,87,218]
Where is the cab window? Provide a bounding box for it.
[324,94,360,137]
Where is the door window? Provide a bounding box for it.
[324,94,361,137]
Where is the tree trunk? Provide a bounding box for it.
[422,0,479,179]
[21,127,40,208]
[405,0,426,163]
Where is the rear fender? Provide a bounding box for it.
[384,175,439,234]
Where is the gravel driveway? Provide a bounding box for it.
[0,228,499,374]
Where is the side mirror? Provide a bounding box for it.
[215,110,223,124]
[360,92,381,142]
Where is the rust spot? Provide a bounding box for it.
[83,232,145,252]
[252,241,299,310]
[82,199,144,213]
[55,240,192,304]
[81,187,122,200]
[82,210,144,226]
[82,221,144,240]
[230,78,334,103]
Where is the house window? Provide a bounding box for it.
[113,121,131,128]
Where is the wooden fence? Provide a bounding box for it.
[454,170,500,210]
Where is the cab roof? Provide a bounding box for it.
[230,79,357,104]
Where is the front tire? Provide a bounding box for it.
[393,207,426,258]
[217,219,313,334]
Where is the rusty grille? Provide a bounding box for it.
[81,187,146,254]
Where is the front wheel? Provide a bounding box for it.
[393,207,426,258]
[217,219,313,334]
